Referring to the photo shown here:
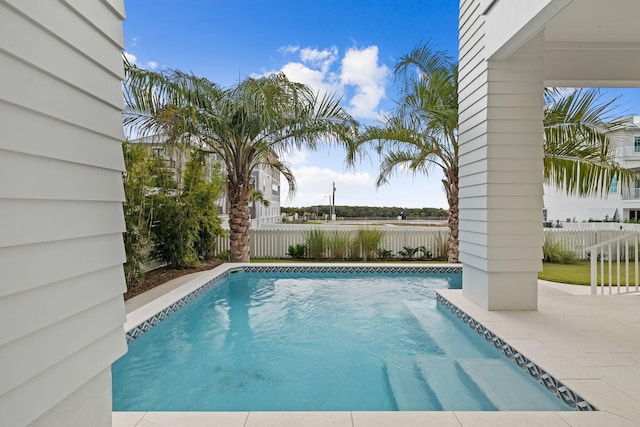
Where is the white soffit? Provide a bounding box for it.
[543,0,640,87]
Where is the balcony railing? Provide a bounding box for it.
[621,188,640,200]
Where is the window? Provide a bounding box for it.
[610,176,618,193]
[634,136,640,152]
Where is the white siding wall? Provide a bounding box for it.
[459,0,545,309]
[0,1,127,426]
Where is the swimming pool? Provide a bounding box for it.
[113,266,582,412]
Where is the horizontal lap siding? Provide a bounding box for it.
[0,1,127,426]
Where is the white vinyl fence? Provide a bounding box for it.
[213,227,636,260]
[146,226,638,269]
[543,229,631,259]
[216,226,450,259]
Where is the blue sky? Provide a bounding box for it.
[122,1,640,209]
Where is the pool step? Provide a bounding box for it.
[403,300,492,358]
[456,359,566,410]
[384,358,440,410]
[414,356,489,411]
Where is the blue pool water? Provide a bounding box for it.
[113,271,571,411]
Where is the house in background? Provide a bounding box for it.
[129,134,282,226]
[543,115,640,224]
[249,167,282,226]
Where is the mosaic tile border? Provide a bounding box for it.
[126,270,231,342]
[126,265,461,342]
[436,293,597,411]
[242,265,462,274]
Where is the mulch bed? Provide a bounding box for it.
[124,259,224,300]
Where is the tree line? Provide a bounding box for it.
[281,206,448,219]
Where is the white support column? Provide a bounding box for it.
[458,10,545,310]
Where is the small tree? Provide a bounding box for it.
[122,142,152,286]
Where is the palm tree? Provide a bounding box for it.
[543,88,635,196]
[123,61,357,262]
[352,43,632,264]
[354,43,460,262]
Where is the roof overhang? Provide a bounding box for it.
[483,0,640,87]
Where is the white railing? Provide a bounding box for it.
[216,226,450,259]
[586,232,640,295]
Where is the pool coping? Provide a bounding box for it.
[120,263,594,414]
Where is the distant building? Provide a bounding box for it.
[543,115,640,225]
[129,134,281,225]
[250,166,282,225]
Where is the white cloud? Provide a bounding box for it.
[340,46,390,118]
[278,44,300,54]
[146,61,158,69]
[283,148,310,167]
[123,51,137,65]
[259,44,390,120]
[281,166,375,206]
[279,62,343,99]
[300,46,338,71]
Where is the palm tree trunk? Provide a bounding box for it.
[443,166,459,263]
[228,182,251,262]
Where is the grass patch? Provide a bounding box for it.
[539,261,591,285]
[539,260,638,286]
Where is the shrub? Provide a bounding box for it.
[418,245,433,259]
[327,231,352,259]
[288,244,307,259]
[306,229,327,259]
[355,227,385,261]
[543,238,578,264]
[217,250,231,261]
[398,246,420,259]
[149,194,199,269]
[122,142,151,286]
[377,248,394,259]
[434,231,450,260]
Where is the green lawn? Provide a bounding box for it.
[539,261,591,285]
[539,260,640,286]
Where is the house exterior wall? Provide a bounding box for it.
[251,167,282,224]
[543,116,640,224]
[459,0,544,310]
[0,1,127,426]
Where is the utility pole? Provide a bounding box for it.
[332,181,336,221]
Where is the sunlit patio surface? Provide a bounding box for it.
[113,265,640,426]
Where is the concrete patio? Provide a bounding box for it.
[113,269,640,426]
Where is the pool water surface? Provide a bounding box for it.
[113,271,571,412]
